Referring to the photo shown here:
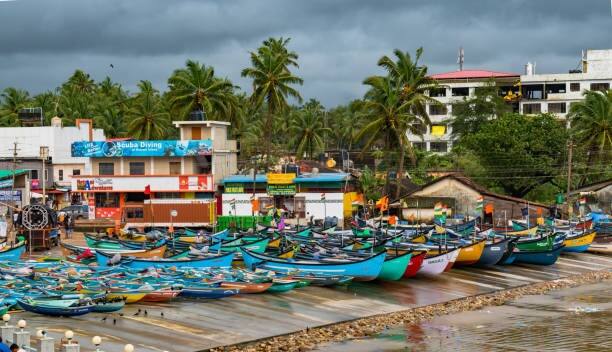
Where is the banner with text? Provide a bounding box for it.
[72,140,213,157]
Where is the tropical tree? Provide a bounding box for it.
[126,81,170,140]
[0,87,31,126]
[569,90,612,168]
[360,48,437,197]
[289,102,331,159]
[241,37,303,168]
[95,106,126,138]
[32,91,59,124]
[167,60,239,124]
[63,70,96,95]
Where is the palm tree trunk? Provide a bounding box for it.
[264,108,273,171]
[396,138,405,199]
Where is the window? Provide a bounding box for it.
[413,123,428,134]
[546,83,566,94]
[431,125,447,136]
[94,192,119,208]
[126,207,144,219]
[523,103,541,114]
[169,162,181,175]
[99,163,114,175]
[412,142,426,150]
[430,142,448,153]
[29,169,38,180]
[570,83,580,92]
[451,87,469,97]
[429,104,448,115]
[129,162,145,175]
[191,127,202,140]
[548,103,567,114]
[58,169,64,181]
[155,192,181,199]
[590,83,610,92]
[523,84,544,99]
[72,169,80,176]
[429,88,446,97]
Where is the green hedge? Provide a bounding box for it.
[216,216,273,230]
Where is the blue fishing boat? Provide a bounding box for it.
[95,251,234,269]
[513,244,565,266]
[241,248,386,281]
[476,238,514,266]
[0,242,26,261]
[17,299,95,317]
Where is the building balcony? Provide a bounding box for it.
[70,174,214,193]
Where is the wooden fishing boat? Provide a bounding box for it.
[266,280,299,293]
[96,250,234,270]
[515,234,556,251]
[210,237,270,253]
[179,287,239,299]
[61,242,167,258]
[241,248,386,281]
[80,289,147,304]
[418,248,460,275]
[92,300,125,313]
[142,289,181,302]
[427,239,486,266]
[17,299,95,317]
[0,241,26,261]
[476,237,514,266]
[377,251,412,281]
[513,245,565,266]
[403,250,427,278]
[563,231,596,253]
[220,282,273,294]
[291,274,353,286]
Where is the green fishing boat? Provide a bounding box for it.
[377,251,412,281]
[515,234,555,251]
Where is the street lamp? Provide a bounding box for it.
[124,343,135,352]
[64,330,74,343]
[17,319,26,332]
[39,146,49,205]
[92,335,102,352]
[2,314,10,326]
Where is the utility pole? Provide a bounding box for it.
[566,140,574,218]
[9,142,20,243]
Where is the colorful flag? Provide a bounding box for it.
[433,202,443,217]
[144,185,151,195]
[376,196,389,212]
[321,193,326,201]
[579,197,587,205]
[251,197,260,213]
[475,195,484,211]
[484,203,494,215]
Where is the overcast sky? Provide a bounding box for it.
[0,0,610,107]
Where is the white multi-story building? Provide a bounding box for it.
[407,70,520,153]
[519,49,612,120]
[410,49,612,153]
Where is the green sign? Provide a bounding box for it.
[267,184,296,195]
[225,183,244,193]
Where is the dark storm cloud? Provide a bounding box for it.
[0,0,610,106]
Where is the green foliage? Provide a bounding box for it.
[0,87,30,126]
[458,113,569,198]
[126,81,170,140]
[359,166,384,203]
[450,80,512,137]
[289,100,331,159]
[569,90,612,165]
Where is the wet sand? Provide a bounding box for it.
[14,248,612,352]
[317,280,612,351]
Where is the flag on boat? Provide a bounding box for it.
[321,193,326,201]
[434,203,446,224]
[484,203,494,214]
[376,196,389,211]
[251,197,259,213]
[144,185,151,195]
[521,207,529,217]
[229,199,236,209]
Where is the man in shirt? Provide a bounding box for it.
[0,337,10,352]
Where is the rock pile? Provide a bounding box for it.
[209,270,611,352]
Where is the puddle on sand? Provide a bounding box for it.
[315,281,612,352]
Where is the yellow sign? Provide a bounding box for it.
[266,173,296,184]
[431,125,446,136]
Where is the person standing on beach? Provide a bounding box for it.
[0,337,10,352]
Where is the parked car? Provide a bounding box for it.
[59,205,90,220]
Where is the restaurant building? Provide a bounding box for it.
[70,119,238,227]
[221,172,358,226]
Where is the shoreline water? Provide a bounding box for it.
[208,270,611,352]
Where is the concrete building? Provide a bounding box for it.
[519,49,612,120]
[0,119,104,207]
[407,70,520,153]
[221,172,357,226]
[70,119,238,224]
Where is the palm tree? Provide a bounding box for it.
[126,81,170,140]
[0,88,31,126]
[63,70,97,95]
[569,89,612,173]
[58,87,94,125]
[168,60,239,123]
[242,37,303,168]
[32,91,59,124]
[357,76,430,198]
[289,104,331,159]
[95,106,125,138]
[360,48,438,198]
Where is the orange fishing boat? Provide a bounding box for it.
[220,282,273,294]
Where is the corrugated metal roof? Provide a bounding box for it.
[294,173,349,183]
[0,169,27,180]
[223,175,268,184]
[431,70,519,80]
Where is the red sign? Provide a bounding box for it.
[197,176,208,190]
[31,179,40,189]
[179,176,189,190]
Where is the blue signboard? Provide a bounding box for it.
[0,190,21,201]
[71,140,213,157]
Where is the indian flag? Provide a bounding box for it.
[434,203,443,217]
[579,197,587,205]
[475,195,484,211]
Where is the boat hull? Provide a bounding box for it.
[418,248,460,275]
[378,252,412,281]
[96,251,234,269]
[514,245,565,266]
[477,238,513,266]
[403,251,427,278]
[18,300,95,317]
[563,232,596,253]
[179,288,238,299]
[0,243,26,261]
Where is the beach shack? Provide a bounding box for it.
[221,172,357,227]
